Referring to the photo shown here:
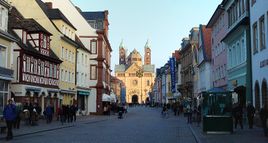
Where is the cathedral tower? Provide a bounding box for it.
[144,40,151,65]
[119,40,126,65]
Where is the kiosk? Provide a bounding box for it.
[202,91,233,134]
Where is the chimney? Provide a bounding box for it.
[45,2,53,9]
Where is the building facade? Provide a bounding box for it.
[42,0,112,114]
[10,0,78,112]
[207,2,228,90]
[179,28,199,101]
[115,41,155,104]
[222,0,251,107]
[197,25,212,94]
[0,0,17,116]
[250,0,268,110]
[10,8,62,113]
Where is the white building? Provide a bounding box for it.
[42,0,112,114]
[197,25,212,94]
[250,0,268,110]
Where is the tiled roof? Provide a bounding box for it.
[47,8,77,30]
[82,12,105,20]
[114,64,126,72]
[9,8,52,35]
[75,35,91,53]
[143,65,155,73]
[9,8,61,62]
[200,25,212,61]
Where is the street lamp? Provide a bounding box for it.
[136,69,143,104]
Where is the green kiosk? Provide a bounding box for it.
[202,90,233,134]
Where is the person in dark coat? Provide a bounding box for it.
[260,104,268,137]
[246,103,255,129]
[45,104,53,123]
[234,104,243,129]
[3,99,16,140]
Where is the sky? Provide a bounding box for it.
[72,0,222,74]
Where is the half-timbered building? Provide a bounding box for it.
[9,8,62,112]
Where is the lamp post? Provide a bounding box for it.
[136,69,143,104]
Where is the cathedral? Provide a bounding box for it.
[115,41,155,104]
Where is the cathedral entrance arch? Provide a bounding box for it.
[132,95,139,104]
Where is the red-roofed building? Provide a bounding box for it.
[197,25,212,95]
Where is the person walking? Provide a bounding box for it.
[259,104,268,137]
[186,104,192,124]
[3,99,16,141]
[45,104,53,123]
[234,104,243,129]
[246,103,255,129]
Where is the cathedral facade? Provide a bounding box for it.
[115,41,155,104]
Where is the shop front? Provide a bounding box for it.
[77,89,90,115]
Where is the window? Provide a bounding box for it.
[65,49,68,60]
[43,35,47,49]
[85,55,87,65]
[82,53,84,64]
[147,80,150,86]
[0,7,8,31]
[41,62,44,76]
[76,72,79,84]
[34,60,38,74]
[90,40,97,54]
[253,22,258,54]
[54,65,57,78]
[61,47,64,58]
[69,51,72,61]
[72,73,74,83]
[49,64,52,77]
[69,71,71,82]
[61,69,64,81]
[72,52,75,62]
[65,70,67,81]
[90,65,97,80]
[81,73,84,85]
[259,16,266,50]
[0,46,6,67]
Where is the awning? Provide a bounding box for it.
[102,94,111,102]
[77,91,90,96]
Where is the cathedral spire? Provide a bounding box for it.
[144,39,151,65]
[144,39,150,48]
[119,39,124,48]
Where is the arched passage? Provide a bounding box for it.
[262,79,267,108]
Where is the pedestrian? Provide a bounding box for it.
[196,105,201,126]
[234,104,243,129]
[186,104,192,124]
[14,103,23,129]
[259,104,268,137]
[45,104,53,123]
[3,99,16,141]
[246,102,255,129]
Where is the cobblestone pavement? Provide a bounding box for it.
[2,106,267,143]
[0,106,197,143]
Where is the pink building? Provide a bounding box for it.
[206,3,228,90]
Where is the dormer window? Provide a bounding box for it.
[39,33,50,56]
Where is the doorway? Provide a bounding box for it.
[132,95,138,104]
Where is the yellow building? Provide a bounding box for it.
[115,41,155,104]
[10,0,77,106]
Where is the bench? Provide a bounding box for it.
[0,125,7,134]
